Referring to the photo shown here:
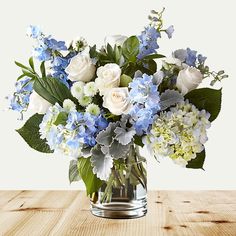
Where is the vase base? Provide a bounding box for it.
[90,200,147,219]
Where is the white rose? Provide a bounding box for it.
[28,91,51,114]
[104,35,128,47]
[103,87,132,115]
[176,66,203,95]
[65,54,96,82]
[95,63,121,95]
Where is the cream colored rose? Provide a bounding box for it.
[104,35,128,47]
[103,87,132,115]
[65,54,95,82]
[28,91,51,114]
[95,63,121,95]
[176,66,203,95]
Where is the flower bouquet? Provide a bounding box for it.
[8,9,227,218]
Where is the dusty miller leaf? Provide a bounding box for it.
[114,127,136,145]
[160,89,184,110]
[91,145,113,181]
[96,122,118,146]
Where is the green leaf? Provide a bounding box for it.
[120,74,132,87]
[185,88,222,122]
[22,70,37,79]
[122,36,139,62]
[15,61,33,72]
[142,54,165,60]
[89,45,97,58]
[141,59,157,74]
[40,62,46,77]
[29,57,35,71]
[33,77,76,106]
[54,112,68,126]
[186,149,205,169]
[16,114,53,153]
[77,157,103,195]
[69,160,81,183]
[134,135,144,147]
[17,74,25,81]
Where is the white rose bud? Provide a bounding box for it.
[28,91,51,114]
[65,54,96,82]
[103,87,132,115]
[104,35,128,47]
[176,66,203,95]
[95,63,121,96]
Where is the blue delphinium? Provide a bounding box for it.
[50,52,76,87]
[137,26,160,59]
[128,74,161,135]
[28,25,67,62]
[8,77,33,113]
[27,25,42,39]
[185,48,197,66]
[165,25,174,39]
[174,48,207,67]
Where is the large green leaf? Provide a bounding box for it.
[69,160,81,184]
[77,157,103,195]
[186,149,205,169]
[122,36,139,62]
[16,114,53,153]
[33,77,75,106]
[185,88,222,122]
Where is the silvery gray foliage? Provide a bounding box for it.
[109,140,131,160]
[96,122,119,146]
[114,127,136,145]
[160,89,184,110]
[90,145,113,181]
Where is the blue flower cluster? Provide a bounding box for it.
[128,74,161,135]
[137,26,160,59]
[8,77,33,113]
[174,48,207,67]
[27,25,67,62]
[40,103,108,158]
[65,111,108,147]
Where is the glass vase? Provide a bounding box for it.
[90,144,147,219]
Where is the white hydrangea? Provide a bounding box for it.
[63,99,76,112]
[39,103,83,158]
[39,103,62,139]
[79,95,92,107]
[71,81,85,99]
[84,82,98,97]
[85,103,100,116]
[146,100,211,167]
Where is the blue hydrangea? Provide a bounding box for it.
[128,74,161,135]
[8,77,33,113]
[65,112,108,147]
[40,103,109,158]
[137,26,160,59]
[129,104,154,136]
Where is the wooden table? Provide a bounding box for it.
[0,191,236,236]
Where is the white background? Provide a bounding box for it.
[0,0,235,190]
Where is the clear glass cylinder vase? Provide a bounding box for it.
[90,144,147,219]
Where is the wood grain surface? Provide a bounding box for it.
[0,191,236,236]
